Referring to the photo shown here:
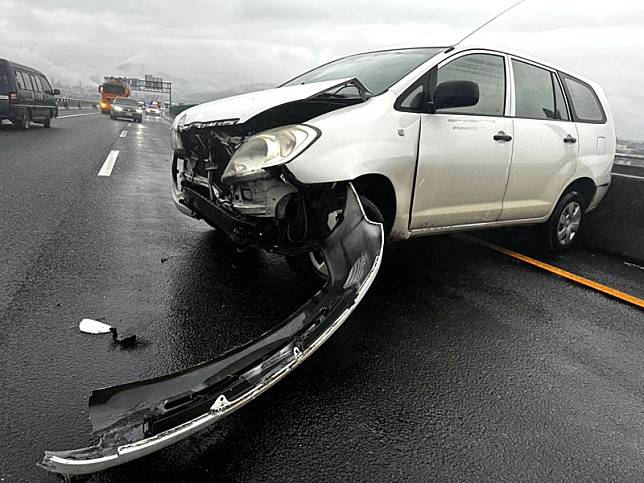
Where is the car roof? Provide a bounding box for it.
[0,58,46,77]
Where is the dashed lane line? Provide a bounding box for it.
[120,130,128,138]
[460,234,644,309]
[98,150,120,177]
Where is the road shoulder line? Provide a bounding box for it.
[460,234,644,309]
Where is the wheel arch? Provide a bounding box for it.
[562,177,596,210]
[351,174,397,235]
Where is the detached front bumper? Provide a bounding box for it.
[42,184,384,476]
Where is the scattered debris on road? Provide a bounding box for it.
[42,185,384,476]
[78,319,112,334]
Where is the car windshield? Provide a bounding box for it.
[281,47,444,95]
[115,98,138,106]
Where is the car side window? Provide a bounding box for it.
[40,75,53,93]
[436,53,505,116]
[552,73,570,121]
[28,74,40,92]
[561,74,605,123]
[513,59,565,120]
[14,70,26,90]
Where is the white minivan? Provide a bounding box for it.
[171,44,615,281]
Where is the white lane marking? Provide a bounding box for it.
[98,150,120,177]
[120,130,128,138]
[612,172,644,181]
[57,112,98,119]
[127,122,132,127]
[625,261,644,271]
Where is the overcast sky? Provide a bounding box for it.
[1,0,643,139]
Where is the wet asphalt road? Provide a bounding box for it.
[0,113,642,482]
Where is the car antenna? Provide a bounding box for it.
[454,0,528,46]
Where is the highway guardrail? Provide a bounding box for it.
[55,97,98,110]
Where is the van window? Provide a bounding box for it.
[436,53,505,116]
[0,65,10,92]
[40,75,53,93]
[552,74,570,121]
[14,70,27,90]
[562,74,605,123]
[29,74,41,92]
[512,59,569,121]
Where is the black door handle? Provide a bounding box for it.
[564,135,577,144]
[493,131,512,142]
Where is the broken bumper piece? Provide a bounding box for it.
[41,184,383,476]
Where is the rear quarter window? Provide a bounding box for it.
[560,74,606,124]
[0,65,11,87]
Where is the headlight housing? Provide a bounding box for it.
[113,106,123,111]
[170,114,186,152]
[221,125,319,183]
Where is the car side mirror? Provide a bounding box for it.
[432,80,479,111]
[53,88,61,96]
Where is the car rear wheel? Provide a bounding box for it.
[286,195,384,285]
[541,191,585,253]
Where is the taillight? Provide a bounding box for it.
[9,92,17,101]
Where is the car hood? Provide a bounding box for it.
[178,78,354,127]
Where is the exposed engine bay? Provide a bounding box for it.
[172,79,371,255]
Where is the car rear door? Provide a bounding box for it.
[28,72,45,120]
[411,51,513,229]
[499,58,579,221]
[14,69,35,117]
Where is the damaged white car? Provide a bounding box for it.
[42,44,615,476]
[171,44,614,281]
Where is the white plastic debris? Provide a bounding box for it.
[79,319,112,334]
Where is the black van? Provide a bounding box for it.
[0,58,60,129]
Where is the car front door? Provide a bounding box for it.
[498,58,579,221]
[410,52,513,230]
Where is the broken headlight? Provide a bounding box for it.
[170,113,186,152]
[221,124,319,183]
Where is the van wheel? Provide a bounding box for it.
[17,112,30,130]
[541,191,584,253]
[286,196,384,286]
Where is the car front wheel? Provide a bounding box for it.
[542,191,585,253]
[286,195,384,285]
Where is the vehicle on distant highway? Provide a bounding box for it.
[99,77,130,114]
[110,97,143,122]
[172,44,616,282]
[0,58,60,129]
[146,102,160,116]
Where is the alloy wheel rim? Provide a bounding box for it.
[557,201,581,245]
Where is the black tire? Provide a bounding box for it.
[43,114,51,128]
[541,190,585,253]
[286,195,384,285]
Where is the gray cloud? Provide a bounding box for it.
[1,0,643,139]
